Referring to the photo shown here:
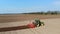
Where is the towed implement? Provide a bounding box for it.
[0,19,44,32]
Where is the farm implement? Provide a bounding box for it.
[0,19,44,32]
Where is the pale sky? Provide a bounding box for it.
[0,0,60,14]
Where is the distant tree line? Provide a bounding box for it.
[42,11,60,15]
[23,11,60,15]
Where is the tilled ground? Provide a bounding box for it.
[0,18,60,34]
[0,14,60,23]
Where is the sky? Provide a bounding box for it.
[0,0,60,14]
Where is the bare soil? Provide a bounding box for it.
[0,18,60,34]
[0,14,60,23]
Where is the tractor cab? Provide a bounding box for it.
[33,18,45,27]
